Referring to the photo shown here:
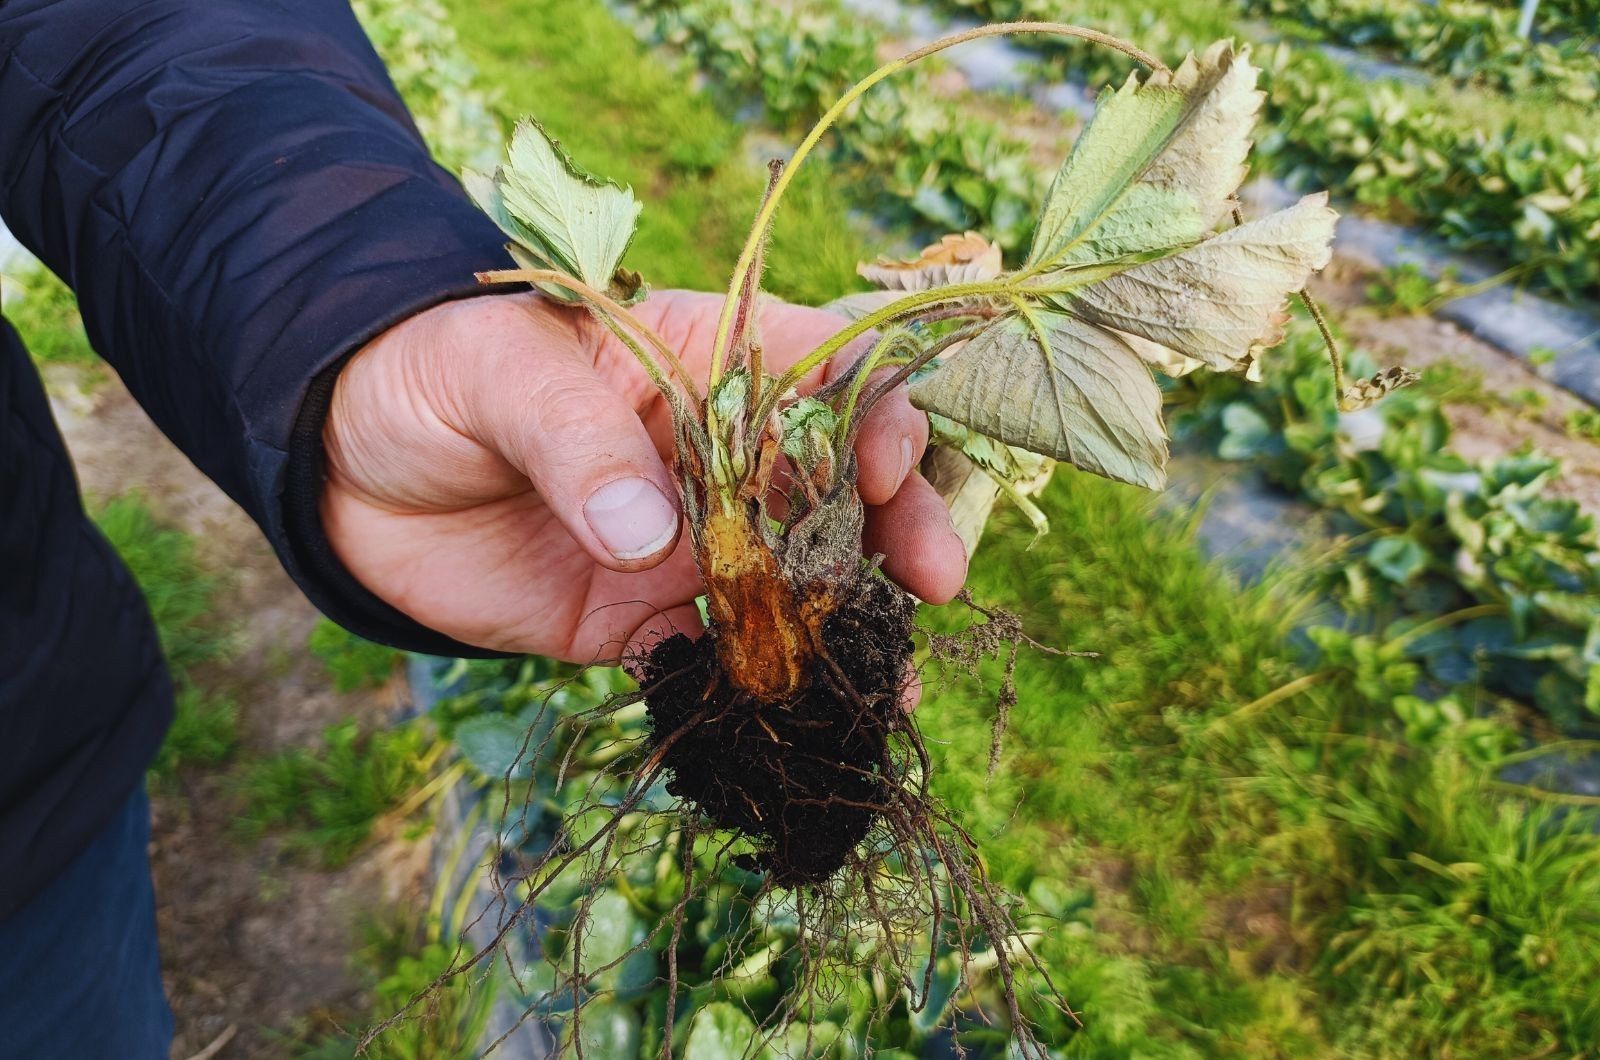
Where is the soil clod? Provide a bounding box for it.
[642,572,917,885]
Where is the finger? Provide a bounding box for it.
[457,300,683,571]
[758,302,929,506]
[862,471,968,605]
[900,667,922,713]
[621,603,706,679]
[824,358,929,506]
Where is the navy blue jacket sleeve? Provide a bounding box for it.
[0,0,516,657]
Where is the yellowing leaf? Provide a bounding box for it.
[910,311,1168,490]
[858,232,1004,291]
[1050,194,1337,370]
[465,119,644,303]
[1026,41,1261,273]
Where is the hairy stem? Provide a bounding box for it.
[706,21,1168,389]
[749,277,1018,433]
[832,328,917,448]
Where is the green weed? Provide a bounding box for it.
[1566,408,1600,442]
[1,267,98,368]
[296,915,495,1059]
[309,618,403,693]
[234,720,441,867]
[93,493,239,779]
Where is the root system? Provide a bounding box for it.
[641,568,917,885]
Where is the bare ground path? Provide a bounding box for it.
[44,363,433,1058]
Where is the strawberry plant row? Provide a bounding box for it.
[922,0,1600,302]
[1242,0,1600,106]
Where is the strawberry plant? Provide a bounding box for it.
[371,23,1411,1056]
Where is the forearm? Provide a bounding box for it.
[0,0,514,654]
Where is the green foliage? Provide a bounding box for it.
[1180,322,1600,726]
[235,720,437,867]
[309,618,403,693]
[636,0,1048,249]
[352,0,500,172]
[1566,407,1600,442]
[1242,0,1600,106]
[93,494,228,672]
[149,685,240,778]
[0,266,97,368]
[440,0,861,305]
[927,0,1600,301]
[1364,263,1455,316]
[923,472,1600,1055]
[297,913,496,1059]
[93,494,240,779]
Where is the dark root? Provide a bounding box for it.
[358,591,1078,1059]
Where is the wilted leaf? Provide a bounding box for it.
[1049,194,1338,370]
[910,310,1168,490]
[466,119,644,303]
[1111,326,1205,377]
[859,231,1004,290]
[923,418,1053,554]
[1340,365,1421,411]
[1027,41,1261,272]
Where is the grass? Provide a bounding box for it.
[919,473,1600,1055]
[233,719,446,867]
[92,494,240,780]
[440,0,868,305]
[1040,0,1598,141]
[1,266,102,375]
[310,618,405,693]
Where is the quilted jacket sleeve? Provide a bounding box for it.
[0,0,516,656]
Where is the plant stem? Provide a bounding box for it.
[705,21,1168,390]
[1301,290,1350,407]
[1495,740,1600,768]
[1487,780,1600,809]
[756,278,1016,427]
[845,322,989,450]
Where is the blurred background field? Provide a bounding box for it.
[3,0,1598,1056]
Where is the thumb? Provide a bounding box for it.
[455,299,684,571]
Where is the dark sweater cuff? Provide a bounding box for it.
[283,310,515,661]
[270,203,520,659]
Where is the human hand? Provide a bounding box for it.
[319,290,968,664]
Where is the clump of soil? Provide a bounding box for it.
[641,571,917,885]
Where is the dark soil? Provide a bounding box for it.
[642,571,917,885]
